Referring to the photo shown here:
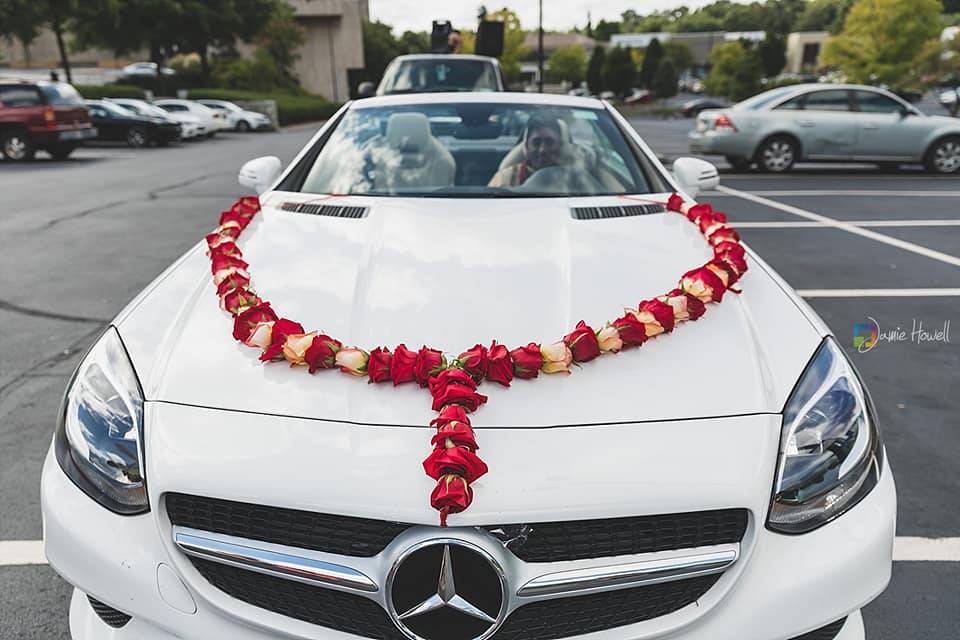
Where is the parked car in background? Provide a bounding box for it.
[0,79,95,160]
[939,87,958,117]
[108,98,205,140]
[84,100,180,148]
[196,99,273,131]
[122,62,175,78]
[689,84,960,173]
[360,54,505,97]
[682,98,728,118]
[623,88,652,106]
[154,99,225,136]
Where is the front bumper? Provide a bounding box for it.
[42,437,895,640]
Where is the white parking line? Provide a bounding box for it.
[798,288,960,298]
[707,190,960,197]
[735,220,960,229]
[2,537,959,565]
[717,185,960,268]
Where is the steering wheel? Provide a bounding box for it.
[514,165,607,194]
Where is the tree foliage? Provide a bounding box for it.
[602,46,636,96]
[486,8,527,81]
[639,37,664,88]
[757,32,786,77]
[795,0,855,33]
[662,40,694,71]
[586,45,605,93]
[652,57,679,98]
[546,44,587,84]
[358,20,430,86]
[704,40,762,101]
[821,0,942,88]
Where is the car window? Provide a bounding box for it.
[288,102,664,198]
[0,85,42,107]
[774,95,805,110]
[38,82,84,106]
[158,103,186,112]
[739,86,798,110]
[88,106,106,118]
[854,91,903,114]
[803,90,851,112]
[380,60,499,94]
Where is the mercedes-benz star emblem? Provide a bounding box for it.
[388,539,507,640]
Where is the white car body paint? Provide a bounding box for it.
[43,92,894,640]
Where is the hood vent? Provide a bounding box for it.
[571,203,665,220]
[280,202,368,219]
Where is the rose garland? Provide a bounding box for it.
[206,194,748,526]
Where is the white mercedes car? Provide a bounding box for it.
[42,93,895,640]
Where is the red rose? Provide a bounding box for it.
[422,447,488,483]
[717,251,748,277]
[706,258,740,287]
[304,334,342,373]
[457,344,488,380]
[708,227,740,246]
[697,212,728,235]
[209,241,242,259]
[211,254,248,276]
[415,347,445,387]
[680,267,726,303]
[431,384,487,412]
[666,192,685,212]
[232,303,278,342]
[431,474,473,525]
[486,341,513,387]
[219,210,250,230]
[510,343,542,379]
[367,347,392,383]
[216,272,251,296]
[563,320,601,363]
[221,287,261,315]
[259,318,305,361]
[231,196,260,217]
[430,405,471,429]
[685,202,713,223]
[612,313,648,347]
[683,291,707,320]
[390,344,417,385]
[431,421,479,450]
[428,368,476,395]
[638,298,675,334]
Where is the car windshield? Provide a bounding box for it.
[119,101,168,118]
[38,82,83,106]
[381,60,499,94]
[290,102,661,198]
[93,101,135,117]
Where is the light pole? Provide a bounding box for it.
[538,0,544,93]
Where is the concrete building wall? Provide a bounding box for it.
[785,31,830,74]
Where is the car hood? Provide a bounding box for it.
[117,193,824,428]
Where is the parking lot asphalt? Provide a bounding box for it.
[1,119,958,639]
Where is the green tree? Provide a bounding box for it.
[758,32,787,77]
[822,0,942,88]
[662,40,694,72]
[593,19,620,42]
[398,30,430,54]
[795,0,855,33]
[586,45,605,93]
[639,37,663,89]
[652,57,679,98]
[359,20,403,85]
[0,0,76,81]
[602,46,636,96]
[705,40,762,101]
[547,44,587,84]
[487,8,527,82]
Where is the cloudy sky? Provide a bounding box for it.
[367,0,746,33]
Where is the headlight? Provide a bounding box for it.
[768,338,883,534]
[55,326,148,514]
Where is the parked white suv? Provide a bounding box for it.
[154,99,228,137]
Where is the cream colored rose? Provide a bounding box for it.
[335,347,369,376]
[630,309,665,337]
[681,277,714,303]
[213,266,249,286]
[596,325,623,353]
[540,341,573,374]
[244,321,274,349]
[282,332,318,366]
[660,294,690,322]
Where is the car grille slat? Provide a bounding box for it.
[166,493,410,557]
[189,558,719,640]
[487,508,748,562]
[571,204,664,220]
[279,201,369,218]
[790,618,848,640]
[87,596,132,628]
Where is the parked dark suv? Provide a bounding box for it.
[0,80,96,160]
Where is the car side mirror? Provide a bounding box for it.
[357,81,376,99]
[238,156,282,194]
[672,157,720,198]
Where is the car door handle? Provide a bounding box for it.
[796,120,815,127]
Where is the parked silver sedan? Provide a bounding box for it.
[689,84,960,174]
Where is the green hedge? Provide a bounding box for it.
[185,88,340,126]
[75,84,146,100]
